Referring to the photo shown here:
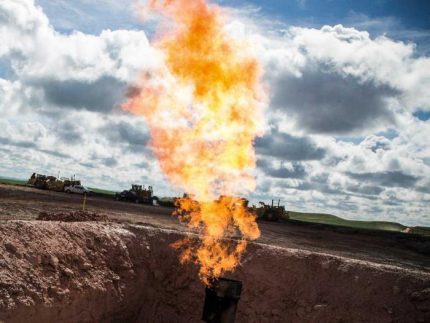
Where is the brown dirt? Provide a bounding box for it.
[37,210,108,222]
[1,221,429,323]
[0,184,428,271]
[0,184,429,322]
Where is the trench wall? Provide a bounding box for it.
[0,221,429,323]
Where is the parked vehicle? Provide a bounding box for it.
[64,185,92,195]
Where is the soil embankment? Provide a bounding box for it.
[1,220,429,323]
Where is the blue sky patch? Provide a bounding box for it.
[377,129,399,140]
[413,110,430,121]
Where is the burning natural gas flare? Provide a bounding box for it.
[123,0,265,284]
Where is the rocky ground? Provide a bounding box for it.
[0,184,429,322]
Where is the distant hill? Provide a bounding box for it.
[0,178,26,186]
[288,211,429,236]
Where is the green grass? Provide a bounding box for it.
[409,226,430,236]
[0,178,27,186]
[88,187,115,197]
[287,211,430,235]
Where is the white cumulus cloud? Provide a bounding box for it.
[0,0,429,226]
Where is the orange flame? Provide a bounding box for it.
[123,0,265,284]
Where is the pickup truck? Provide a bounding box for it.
[64,185,92,195]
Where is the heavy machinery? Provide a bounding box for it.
[45,176,65,192]
[27,173,48,189]
[27,173,81,192]
[254,200,289,222]
[131,184,157,204]
[115,184,158,204]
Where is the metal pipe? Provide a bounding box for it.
[202,278,242,323]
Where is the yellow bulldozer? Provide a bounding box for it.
[131,185,151,201]
[128,184,158,204]
[253,200,289,222]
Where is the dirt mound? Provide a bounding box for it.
[37,210,107,222]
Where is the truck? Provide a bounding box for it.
[64,184,92,195]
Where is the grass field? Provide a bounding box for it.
[288,211,406,231]
[0,178,27,186]
[288,211,430,235]
[88,187,115,197]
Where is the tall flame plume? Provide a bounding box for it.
[123,0,265,284]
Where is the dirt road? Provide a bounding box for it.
[1,184,428,271]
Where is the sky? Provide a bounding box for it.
[0,0,429,226]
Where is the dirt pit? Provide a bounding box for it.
[0,220,429,323]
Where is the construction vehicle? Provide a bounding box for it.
[27,173,59,190]
[27,173,47,189]
[45,176,65,192]
[27,173,82,193]
[131,184,157,204]
[115,184,158,205]
[254,200,289,222]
